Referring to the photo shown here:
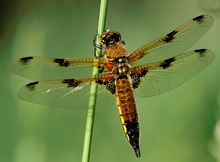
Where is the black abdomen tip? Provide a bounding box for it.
[134,148,141,158]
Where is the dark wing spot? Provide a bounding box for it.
[160,57,175,69]
[20,57,33,64]
[164,30,178,43]
[140,68,148,76]
[62,79,81,87]
[96,78,115,94]
[26,81,39,91]
[106,80,115,94]
[130,68,148,89]
[195,49,206,57]
[193,15,204,23]
[131,74,141,89]
[96,79,104,85]
[54,59,70,67]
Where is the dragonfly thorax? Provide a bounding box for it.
[112,56,131,76]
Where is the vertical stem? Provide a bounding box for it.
[81,0,108,162]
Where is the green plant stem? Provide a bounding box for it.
[81,0,108,162]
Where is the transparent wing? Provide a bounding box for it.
[130,49,214,97]
[128,15,214,66]
[10,56,108,81]
[17,73,116,109]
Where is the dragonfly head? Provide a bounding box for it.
[100,29,121,47]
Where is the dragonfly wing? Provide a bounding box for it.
[128,15,214,66]
[11,56,107,81]
[18,73,116,109]
[130,49,214,97]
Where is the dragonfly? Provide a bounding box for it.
[11,15,215,158]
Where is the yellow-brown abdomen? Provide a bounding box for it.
[115,75,140,157]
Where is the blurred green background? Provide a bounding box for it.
[1,0,220,162]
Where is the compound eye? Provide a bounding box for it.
[101,38,106,44]
[100,33,108,46]
[113,32,121,42]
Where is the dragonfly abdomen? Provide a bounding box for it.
[115,76,141,157]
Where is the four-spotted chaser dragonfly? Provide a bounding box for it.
[11,15,215,157]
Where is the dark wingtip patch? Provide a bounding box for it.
[193,15,204,22]
[160,57,175,69]
[62,79,81,87]
[26,81,39,91]
[20,57,33,64]
[195,49,207,57]
[164,30,178,43]
[54,58,70,67]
